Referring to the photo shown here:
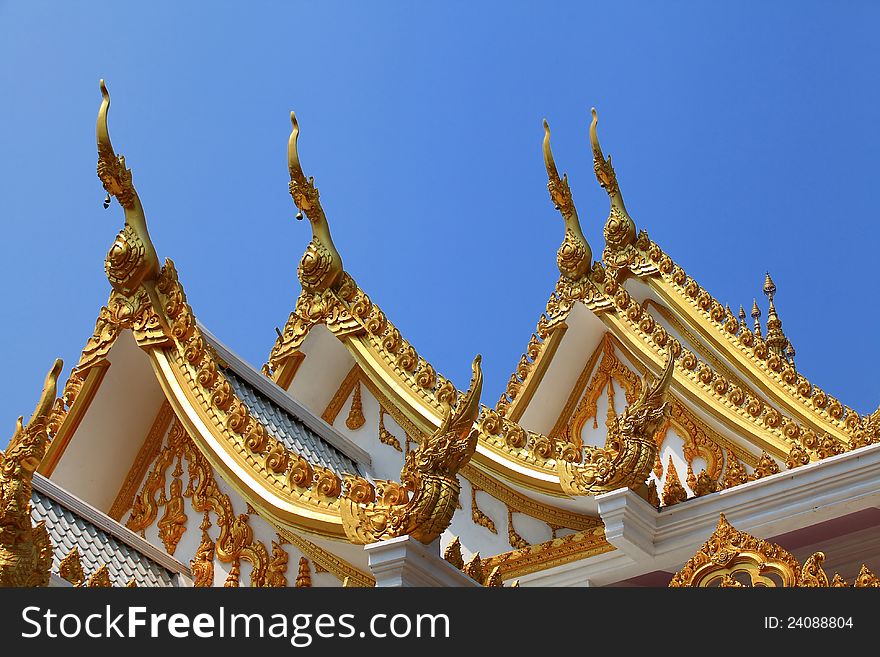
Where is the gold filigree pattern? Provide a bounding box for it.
[266,538,290,587]
[671,514,880,587]
[345,382,366,430]
[471,485,497,534]
[661,457,688,506]
[58,548,85,587]
[443,536,464,569]
[340,356,482,544]
[295,556,312,587]
[191,513,215,587]
[378,408,402,452]
[507,507,529,550]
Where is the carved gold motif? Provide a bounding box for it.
[507,507,529,550]
[295,556,311,588]
[661,457,688,506]
[558,353,674,496]
[58,547,85,587]
[191,513,215,587]
[320,365,360,426]
[671,514,880,587]
[378,408,403,451]
[275,527,374,587]
[0,359,62,587]
[443,536,464,570]
[462,553,483,583]
[481,526,612,581]
[340,356,482,544]
[157,472,187,555]
[87,565,112,588]
[345,382,366,430]
[266,538,290,587]
[471,485,497,534]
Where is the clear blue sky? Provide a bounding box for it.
[2,2,879,448]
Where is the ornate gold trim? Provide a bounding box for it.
[275,527,374,587]
[481,526,613,580]
[109,401,174,521]
[271,350,305,390]
[669,514,880,587]
[38,364,108,477]
[321,365,360,426]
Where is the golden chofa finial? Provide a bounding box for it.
[96,80,159,295]
[589,108,638,269]
[287,111,344,293]
[542,119,591,280]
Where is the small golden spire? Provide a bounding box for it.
[542,119,591,280]
[751,298,762,339]
[287,112,345,293]
[738,305,748,330]
[96,80,159,295]
[763,272,789,356]
[589,108,637,268]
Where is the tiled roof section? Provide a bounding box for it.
[31,490,177,587]
[224,367,363,479]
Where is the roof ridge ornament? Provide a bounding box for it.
[340,355,483,545]
[589,108,639,269]
[762,272,792,360]
[288,112,345,294]
[542,119,592,280]
[97,80,160,295]
[0,358,62,587]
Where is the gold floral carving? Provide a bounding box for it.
[507,507,529,550]
[471,485,497,534]
[558,353,674,496]
[462,553,483,583]
[345,382,366,430]
[340,356,482,545]
[670,514,880,587]
[378,408,402,451]
[481,526,612,581]
[58,548,85,587]
[127,420,269,586]
[720,449,749,489]
[0,359,62,587]
[87,565,112,588]
[443,536,464,570]
[295,556,311,588]
[266,538,290,587]
[661,457,688,506]
[750,451,780,480]
[224,562,241,587]
[191,513,215,587]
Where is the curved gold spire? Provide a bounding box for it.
[288,111,344,293]
[542,120,591,280]
[558,351,675,496]
[341,355,483,545]
[96,80,159,295]
[589,108,638,269]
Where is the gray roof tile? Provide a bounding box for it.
[224,368,363,478]
[31,491,176,587]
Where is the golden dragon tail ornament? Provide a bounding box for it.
[558,351,674,496]
[97,80,160,295]
[590,107,640,270]
[288,112,345,294]
[341,355,483,544]
[543,119,592,280]
[0,359,63,586]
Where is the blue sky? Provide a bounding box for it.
[2,2,879,447]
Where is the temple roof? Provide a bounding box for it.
[31,473,185,587]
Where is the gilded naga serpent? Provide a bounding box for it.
[558,352,674,496]
[341,355,483,545]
